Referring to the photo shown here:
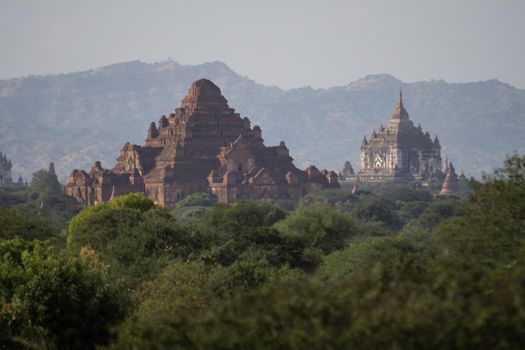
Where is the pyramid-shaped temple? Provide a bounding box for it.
[66,79,339,206]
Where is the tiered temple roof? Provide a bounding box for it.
[67,79,338,206]
[357,91,443,182]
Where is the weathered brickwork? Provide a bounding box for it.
[67,79,338,206]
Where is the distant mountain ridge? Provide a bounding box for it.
[0,60,524,181]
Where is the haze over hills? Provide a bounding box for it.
[0,60,524,181]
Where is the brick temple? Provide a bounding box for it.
[66,79,338,207]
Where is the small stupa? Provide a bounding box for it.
[439,162,460,198]
[339,160,356,181]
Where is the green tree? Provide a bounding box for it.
[109,155,525,349]
[109,192,156,211]
[316,234,432,282]
[0,239,127,349]
[67,193,198,286]
[398,200,429,223]
[433,154,525,265]
[298,189,358,212]
[412,198,468,231]
[110,261,303,350]
[273,205,358,254]
[172,192,216,223]
[1,170,81,236]
[197,201,287,265]
[30,169,62,196]
[352,195,402,229]
[0,187,27,208]
[198,201,286,238]
[381,187,433,203]
[176,192,215,208]
[0,208,53,241]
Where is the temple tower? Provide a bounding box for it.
[67,79,339,206]
[339,160,357,181]
[357,91,443,182]
[439,162,460,198]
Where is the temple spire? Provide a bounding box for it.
[390,90,409,120]
[48,162,55,175]
[439,162,460,198]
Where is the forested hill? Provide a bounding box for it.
[1,60,524,180]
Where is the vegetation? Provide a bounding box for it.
[171,192,216,224]
[0,239,127,349]
[1,155,525,349]
[0,167,82,238]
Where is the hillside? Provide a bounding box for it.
[0,60,524,180]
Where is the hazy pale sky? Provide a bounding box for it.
[0,0,524,89]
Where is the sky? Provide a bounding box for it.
[0,0,524,89]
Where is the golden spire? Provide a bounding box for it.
[439,162,460,198]
[391,89,409,120]
[397,90,403,111]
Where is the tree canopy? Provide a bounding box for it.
[2,155,525,349]
[0,239,127,349]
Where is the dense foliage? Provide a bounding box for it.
[0,240,127,349]
[0,167,82,237]
[66,194,198,288]
[1,155,524,349]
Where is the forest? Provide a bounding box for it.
[1,154,524,349]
